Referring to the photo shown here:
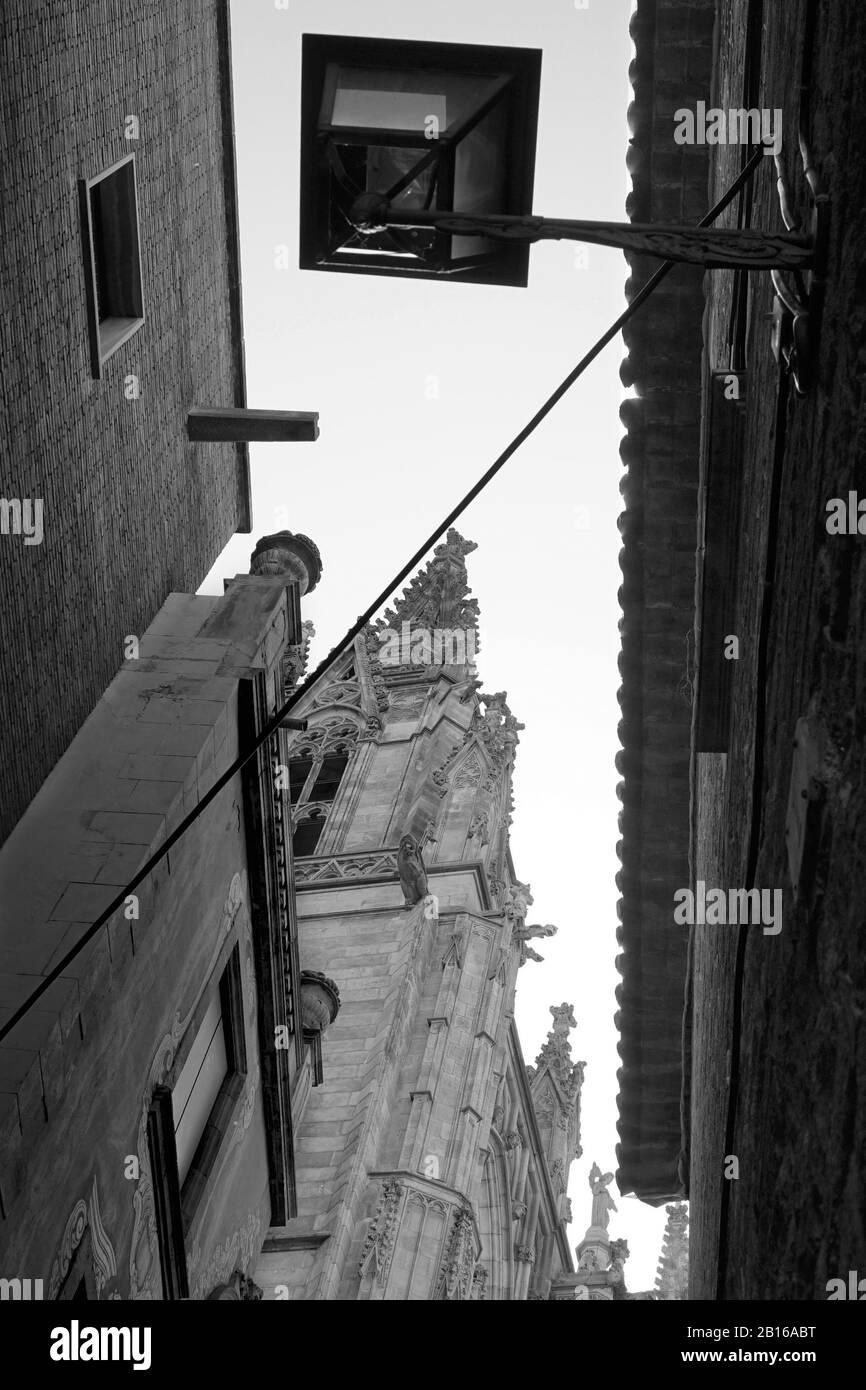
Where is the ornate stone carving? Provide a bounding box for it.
[473,691,524,766]
[282,618,315,696]
[49,1200,87,1299]
[397,833,428,907]
[207,1270,263,1300]
[362,627,390,712]
[189,1211,263,1301]
[359,713,383,741]
[654,1202,689,1300]
[466,812,489,853]
[432,766,450,797]
[504,880,533,926]
[358,1179,402,1286]
[438,1207,476,1301]
[515,1245,536,1264]
[288,716,359,763]
[312,679,361,710]
[299,971,341,1034]
[609,1238,630,1270]
[377,529,480,647]
[533,1003,584,1106]
[48,1177,119,1300]
[471,1267,488,1300]
[513,920,557,967]
[249,530,322,593]
[294,850,397,883]
[452,752,483,789]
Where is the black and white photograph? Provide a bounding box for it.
[0,0,863,1369]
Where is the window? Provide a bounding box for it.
[173,992,229,1187]
[79,154,145,377]
[175,947,247,1225]
[146,947,247,1298]
[146,1088,189,1300]
[287,718,358,856]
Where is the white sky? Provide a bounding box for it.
[201,0,670,1291]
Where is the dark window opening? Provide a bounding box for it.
[289,757,314,803]
[310,754,348,803]
[79,154,145,377]
[293,812,327,857]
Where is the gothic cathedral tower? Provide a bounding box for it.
[254,530,584,1300]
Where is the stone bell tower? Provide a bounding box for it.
[253,529,582,1299]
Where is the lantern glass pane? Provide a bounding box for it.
[326,65,504,135]
[365,145,437,207]
[450,99,508,258]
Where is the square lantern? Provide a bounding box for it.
[299,34,542,287]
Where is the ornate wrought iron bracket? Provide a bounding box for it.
[350,193,817,271]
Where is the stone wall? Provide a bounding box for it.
[0,576,295,1296]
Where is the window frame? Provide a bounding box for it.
[287,717,358,857]
[146,945,248,1298]
[176,945,248,1231]
[146,1086,189,1300]
[79,152,145,378]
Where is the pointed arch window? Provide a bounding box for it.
[288,718,359,855]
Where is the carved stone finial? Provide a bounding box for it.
[377,529,480,658]
[250,530,323,595]
[298,971,341,1034]
[550,1002,576,1033]
[532,1004,583,1102]
[654,1202,689,1300]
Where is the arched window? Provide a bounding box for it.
[288,718,358,856]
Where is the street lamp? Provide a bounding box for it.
[300,34,827,287]
[300,34,542,286]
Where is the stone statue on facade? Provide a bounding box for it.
[397,833,428,907]
[589,1163,617,1229]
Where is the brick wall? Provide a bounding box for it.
[0,0,249,844]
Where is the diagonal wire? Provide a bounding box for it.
[0,142,770,1046]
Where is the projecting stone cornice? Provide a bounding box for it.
[293,849,495,913]
[614,0,715,1205]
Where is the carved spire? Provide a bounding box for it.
[532,1004,584,1107]
[376,528,481,659]
[527,1005,585,1218]
[654,1202,689,1300]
